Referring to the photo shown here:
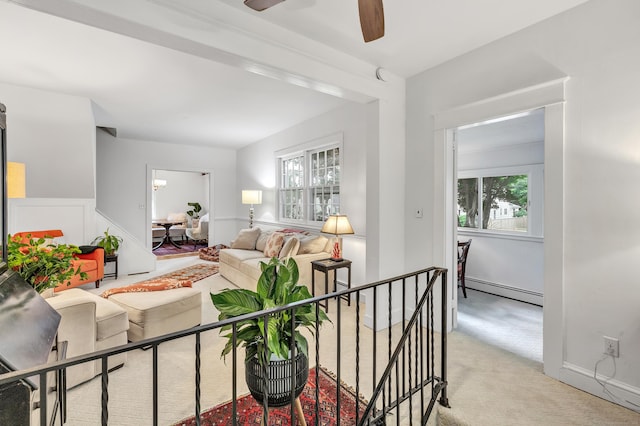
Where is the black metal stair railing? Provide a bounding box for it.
[0,265,449,426]
[358,268,449,425]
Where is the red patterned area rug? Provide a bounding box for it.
[139,264,219,285]
[174,366,367,425]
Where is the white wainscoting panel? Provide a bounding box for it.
[9,198,96,244]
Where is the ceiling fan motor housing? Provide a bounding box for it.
[244,0,285,12]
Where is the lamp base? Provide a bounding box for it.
[330,257,344,262]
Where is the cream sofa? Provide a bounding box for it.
[219,227,333,291]
[45,289,129,388]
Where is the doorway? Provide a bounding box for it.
[146,166,214,252]
[433,78,566,378]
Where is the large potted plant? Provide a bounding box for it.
[210,257,329,418]
[7,233,87,294]
[91,228,123,256]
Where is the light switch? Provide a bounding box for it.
[416,208,423,218]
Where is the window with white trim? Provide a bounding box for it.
[278,144,341,225]
[457,165,543,237]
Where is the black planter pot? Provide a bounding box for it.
[245,350,309,407]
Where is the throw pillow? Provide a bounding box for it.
[231,227,262,250]
[264,232,285,257]
[279,237,301,260]
[255,230,273,252]
[298,235,329,254]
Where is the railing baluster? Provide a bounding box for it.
[440,270,449,407]
[373,286,377,406]
[387,281,392,408]
[355,290,361,425]
[101,357,108,426]
[418,274,424,420]
[337,297,342,426]
[402,277,406,397]
[315,301,320,424]
[232,324,237,426]
[153,344,158,426]
[290,307,296,424]
[262,314,269,425]
[195,332,201,426]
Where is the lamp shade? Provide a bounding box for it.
[242,190,262,205]
[321,214,354,235]
[7,161,26,198]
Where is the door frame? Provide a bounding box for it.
[146,164,215,250]
[433,78,567,378]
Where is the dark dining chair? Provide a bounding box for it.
[458,239,472,298]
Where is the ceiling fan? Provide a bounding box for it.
[243,0,385,43]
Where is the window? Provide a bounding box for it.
[458,172,531,234]
[279,144,341,225]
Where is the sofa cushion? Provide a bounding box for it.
[264,232,285,257]
[298,235,329,254]
[108,287,201,330]
[279,237,301,259]
[231,227,261,249]
[92,294,130,341]
[219,248,266,269]
[239,257,269,282]
[255,230,273,252]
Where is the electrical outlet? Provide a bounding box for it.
[604,336,619,357]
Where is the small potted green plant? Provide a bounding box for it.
[211,257,329,418]
[7,233,87,294]
[186,202,202,227]
[91,228,123,256]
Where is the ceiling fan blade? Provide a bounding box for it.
[244,0,285,12]
[358,0,385,42]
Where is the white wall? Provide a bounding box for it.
[152,169,209,221]
[1,83,96,199]
[406,0,640,408]
[236,102,373,288]
[96,130,238,254]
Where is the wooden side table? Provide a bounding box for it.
[104,254,118,280]
[311,258,352,312]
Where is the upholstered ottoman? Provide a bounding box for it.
[107,287,202,342]
[46,288,129,388]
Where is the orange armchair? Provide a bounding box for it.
[13,230,105,292]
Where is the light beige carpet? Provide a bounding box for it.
[434,331,639,425]
[65,264,639,425]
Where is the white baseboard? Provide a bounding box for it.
[465,277,543,306]
[560,361,640,413]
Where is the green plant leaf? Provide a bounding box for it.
[210,289,262,317]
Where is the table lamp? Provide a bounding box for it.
[321,214,354,261]
[242,190,262,228]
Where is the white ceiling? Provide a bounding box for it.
[457,108,545,153]
[0,0,587,148]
